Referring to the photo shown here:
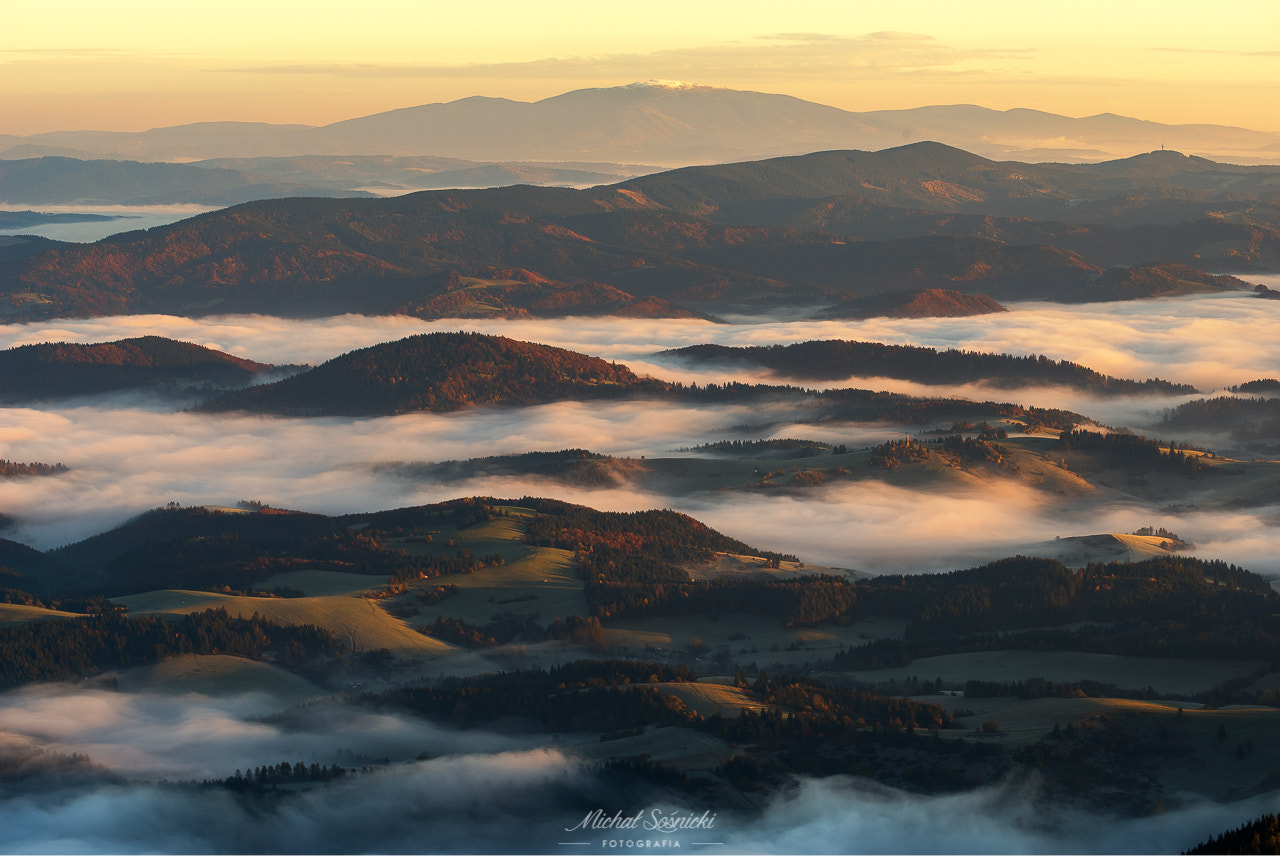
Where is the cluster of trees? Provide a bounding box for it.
[1186,812,1280,854]
[198,332,668,416]
[869,433,1010,470]
[49,500,514,596]
[0,588,124,613]
[1132,526,1190,548]
[663,340,1194,395]
[583,576,857,626]
[0,608,341,689]
[396,449,623,487]
[370,661,701,733]
[215,761,348,792]
[0,336,269,401]
[0,459,68,477]
[367,659,967,787]
[963,678,1140,700]
[1162,395,1280,440]
[566,551,1275,652]
[419,613,605,649]
[522,499,796,575]
[1229,379,1280,394]
[940,434,1010,466]
[876,555,1273,639]
[1057,428,1208,474]
[814,387,1081,431]
[94,530,481,595]
[869,439,931,470]
[686,438,831,459]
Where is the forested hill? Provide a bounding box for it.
[0,336,274,401]
[197,331,665,416]
[658,340,1197,394]
[1,144,1271,323]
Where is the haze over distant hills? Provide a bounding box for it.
[3,82,1278,167]
[0,155,658,206]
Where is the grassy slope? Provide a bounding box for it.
[0,603,83,626]
[113,653,328,703]
[113,588,457,658]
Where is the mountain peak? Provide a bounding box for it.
[622,80,716,91]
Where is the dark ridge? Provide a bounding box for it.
[658,339,1196,394]
[0,336,274,401]
[825,288,1006,319]
[197,331,666,416]
[1,144,1273,323]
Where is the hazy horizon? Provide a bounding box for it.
[4,1,1278,137]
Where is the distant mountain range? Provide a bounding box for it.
[0,155,657,206]
[2,142,1274,323]
[3,82,1278,167]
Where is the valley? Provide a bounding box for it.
[3,98,1280,852]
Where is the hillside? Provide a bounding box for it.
[824,288,1006,319]
[0,336,274,401]
[0,157,373,205]
[617,144,1280,219]
[657,339,1197,393]
[197,331,664,416]
[0,155,658,207]
[3,147,1267,321]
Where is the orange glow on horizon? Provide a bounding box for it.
[3,0,1278,136]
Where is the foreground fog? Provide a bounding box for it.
[0,684,1273,855]
[1,294,1278,574]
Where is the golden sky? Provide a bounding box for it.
[3,0,1278,135]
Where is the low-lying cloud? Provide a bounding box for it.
[2,291,1278,390]
[0,683,1271,854]
[2,295,1278,577]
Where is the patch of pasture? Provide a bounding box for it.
[0,603,83,625]
[259,570,389,597]
[643,681,772,718]
[833,650,1263,696]
[602,615,906,667]
[1021,533,1179,568]
[113,653,328,703]
[115,589,457,658]
[690,552,867,581]
[402,546,586,627]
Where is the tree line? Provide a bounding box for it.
[0,607,341,689]
[664,340,1195,395]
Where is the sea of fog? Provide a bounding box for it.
[0,204,221,242]
[1,293,1279,574]
[3,295,1280,854]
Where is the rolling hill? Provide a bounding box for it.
[0,336,275,402]
[656,339,1198,393]
[2,143,1270,322]
[196,331,664,416]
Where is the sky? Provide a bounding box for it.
[3,0,1279,136]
